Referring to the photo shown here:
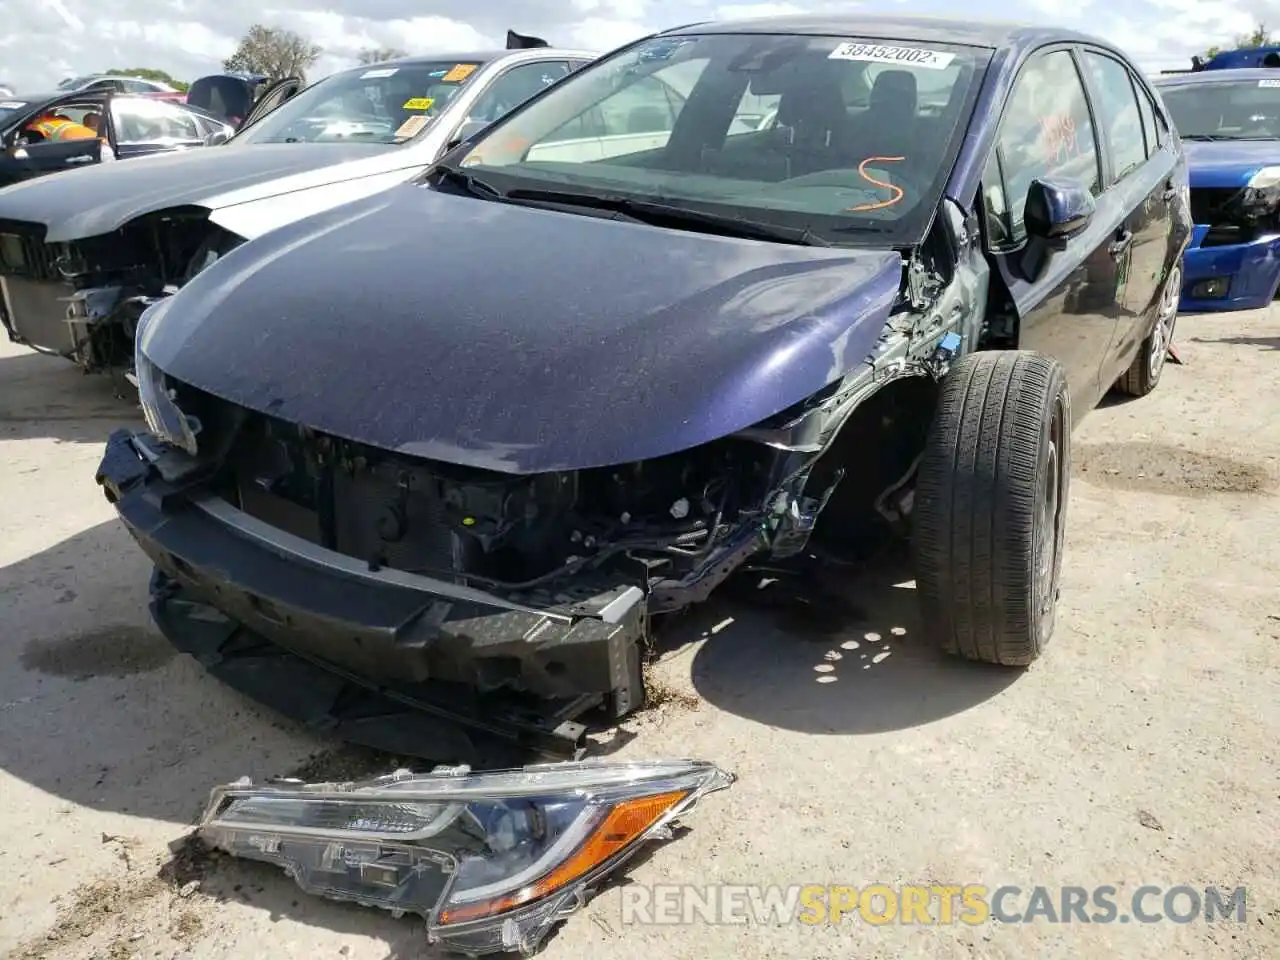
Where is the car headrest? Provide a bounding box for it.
[869,70,918,115]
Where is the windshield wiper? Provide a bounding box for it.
[502,188,831,246]
[434,165,505,200]
[1181,134,1235,141]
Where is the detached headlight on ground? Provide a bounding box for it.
[198,758,734,956]
[133,298,199,455]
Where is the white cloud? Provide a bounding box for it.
[1,0,1276,91]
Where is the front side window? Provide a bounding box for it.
[232,60,488,145]
[1083,52,1146,182]
[451,33,990,245]
[994,49,1101,241]
[1157,78,1280,139]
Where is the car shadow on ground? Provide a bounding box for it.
[668,541,1024,735]
[0,519,1023,956]
[0,519,333,824]
[0,346,138,443]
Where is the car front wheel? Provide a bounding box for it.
[911,351,1071,666]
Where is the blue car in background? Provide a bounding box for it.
[1154,68,1280,310]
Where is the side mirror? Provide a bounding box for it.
[204,129,231,146]
[447,118,489,151]
[1024,178,1095,251]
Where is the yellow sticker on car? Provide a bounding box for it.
[403,97,435,110]
[442,63,477,83]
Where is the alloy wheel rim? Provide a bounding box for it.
[1148,266,1181,381]
[1035,398,1065,637]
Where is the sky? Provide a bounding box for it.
[0,0,1272,91]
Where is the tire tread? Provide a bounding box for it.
[913,350,1070,666]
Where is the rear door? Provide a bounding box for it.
[1078,48,1176,381]
[980,46,1122,410]
[0,95,110,186]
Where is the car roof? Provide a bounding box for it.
[663,14,1116,51]
[5,92,194,111]
[1152,67,1280,85]
[344,47,598,72]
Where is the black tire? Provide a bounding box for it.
[1116,263,1181,398]
[912,350,1071,666]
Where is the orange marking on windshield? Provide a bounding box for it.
[1038,114,1079,164]
[847,156,905,212]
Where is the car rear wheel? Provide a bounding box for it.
[1116,263,1180,397]
[911,351,1071,666]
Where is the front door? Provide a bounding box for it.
[238,78,302,131]
[0,95,110,187]
[981,47,1123,412]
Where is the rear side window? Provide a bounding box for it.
[1083,51,1146,183]
[991,49,1101,243]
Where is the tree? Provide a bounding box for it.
[105,67,189,92]
[224,24,322,83]
[1203,22,1273,61]
[357,47,408,66]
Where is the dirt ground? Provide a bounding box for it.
[0,311,1276,960]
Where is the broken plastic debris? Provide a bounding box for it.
[196,758,734,956]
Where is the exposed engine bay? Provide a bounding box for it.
[163,379,851,615]
[0,211,238,377]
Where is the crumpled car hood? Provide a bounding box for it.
[1183,138,1280,188]
[144,185,903,474]
[0,142,397,242]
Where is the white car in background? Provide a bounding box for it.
[0,36,597,375]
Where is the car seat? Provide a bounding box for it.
[768,74,853,177]
[856,70,919,152]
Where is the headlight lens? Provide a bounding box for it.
[134,298,199,455]
[199,759,734,956]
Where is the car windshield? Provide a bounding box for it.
[233,60,487,145]
[1158,78,1280,138]
[449,33,988,244]
[57,76,95,91]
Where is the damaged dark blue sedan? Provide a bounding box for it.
[96,16,1192,760]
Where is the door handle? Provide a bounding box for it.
[64,155,94,164]
[1108,230,1133,258]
